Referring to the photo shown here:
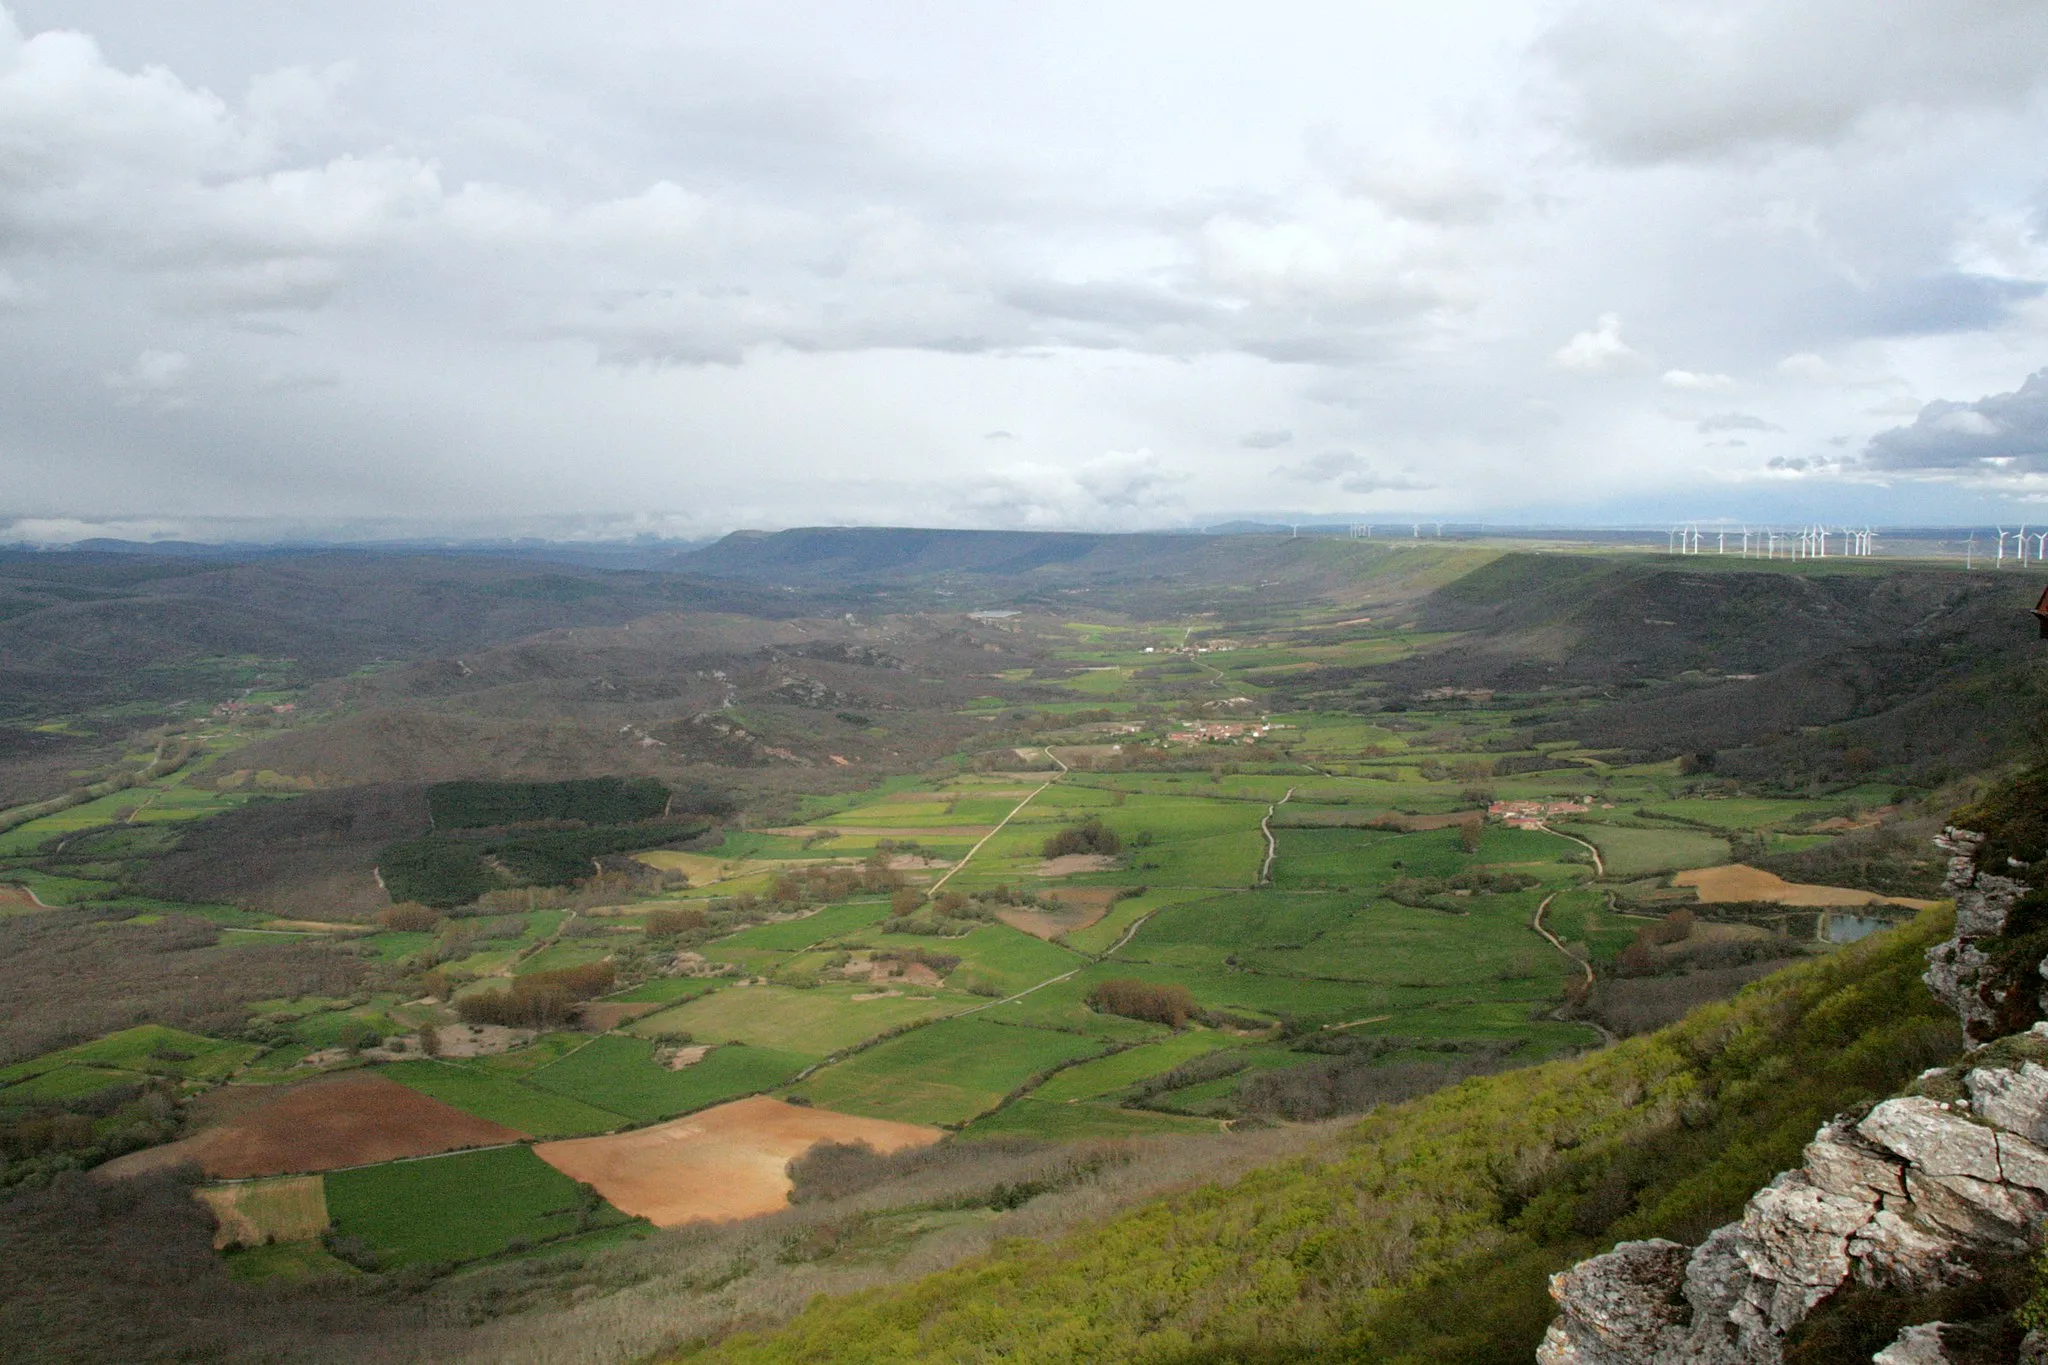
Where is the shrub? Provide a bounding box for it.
[1087,978,1196,1029]
[645,907,708,938]
[377,902,442,932]
[455,961,616,1028]
[1043,819,1122,860]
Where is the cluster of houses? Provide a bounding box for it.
[1487,798,1591,828]
[211,699,295,718]
[1166,720,1274,745]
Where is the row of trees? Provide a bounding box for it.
[453,962,617,1028]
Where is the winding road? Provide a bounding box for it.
[1535,822,1604,877]
[1258,787,1295,885]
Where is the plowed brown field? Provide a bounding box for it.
[97,1072,523,1180]
[534,1095,940,1226]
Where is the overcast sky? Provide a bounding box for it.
[4,0,2048,542]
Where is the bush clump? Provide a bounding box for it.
[1087,978,1196,1029]
[1043,819,1122,860]
[455,961,616,1028]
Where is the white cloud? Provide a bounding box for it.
[2,2,2047,530]
[1552,313,1643,373]
[953,450,1183,528]
[103,349,191,407]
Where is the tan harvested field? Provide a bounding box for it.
[197,1175,328,1249]
[1674,863,1940,910]
[534,1096,941,1226]
[259,918,373,934]
[998,887,1115,940]
[97,1072,524,1180]
[1036,853,1120,877]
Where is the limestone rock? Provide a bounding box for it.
[1802,1124,1904,1203]
[1873,1322,1953,1364]
[1847,1207,1964,1288]
[1736,1173,1872,1299]
[1967,1062,2048,1145]
[1901,1169,2040,1248]
[1997,1130,2048,1193]
[1538,1240,1691,1365]
[1856,1099,2001,1183]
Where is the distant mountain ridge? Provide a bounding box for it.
[677,526,1210,580]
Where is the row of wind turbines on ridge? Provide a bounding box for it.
[1666,525,1876,558]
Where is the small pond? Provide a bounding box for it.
[1825,913,1899,945]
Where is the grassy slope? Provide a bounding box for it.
[689,907,1960,1364]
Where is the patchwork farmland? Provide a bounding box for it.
[0,540,1973,1360]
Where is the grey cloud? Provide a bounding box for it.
[1851,272,2046,337]
[1239,430,1292,449]
[1274,448,1431,495]
[983,429,1014,440]
[1543,0,2048,164]
[951,450,1184,528]
[999,280,1213,330]
[1695,412,1783,434]
[1864,367,2048,471]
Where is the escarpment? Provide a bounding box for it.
[1540,823,2048,1365]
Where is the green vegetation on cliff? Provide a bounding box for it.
[690,908,1961,1364]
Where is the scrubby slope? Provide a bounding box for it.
[688,909,1960,1364]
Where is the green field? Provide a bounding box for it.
[525,1034,810,1122]
[1027,1030,1241,1103]
[324,1145,636,1268]
[0,1025,260,1085]
[960,1097,1224,1140]
[378,1059,624,1137]
[715,900,892,951]
[1560,821,1730,877]
[626,983,959,1055]
[791,1018,1106,1126]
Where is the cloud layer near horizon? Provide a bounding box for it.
[3,0,2048,540]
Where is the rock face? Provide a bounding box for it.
[1924,828,2031,1043]
[1538,830,2048,1365]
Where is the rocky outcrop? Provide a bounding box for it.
[1923,828,2032,1043]
[1539,830,2048,1365]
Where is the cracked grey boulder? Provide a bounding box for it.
[1802,1124,1904,1203]
[1967,1061,2048,1146]
[1857,1098,2001,1183]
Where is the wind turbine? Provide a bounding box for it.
[1997,527,2008,567]
[2022,525,2031,566]
[1966,531,1976,569]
